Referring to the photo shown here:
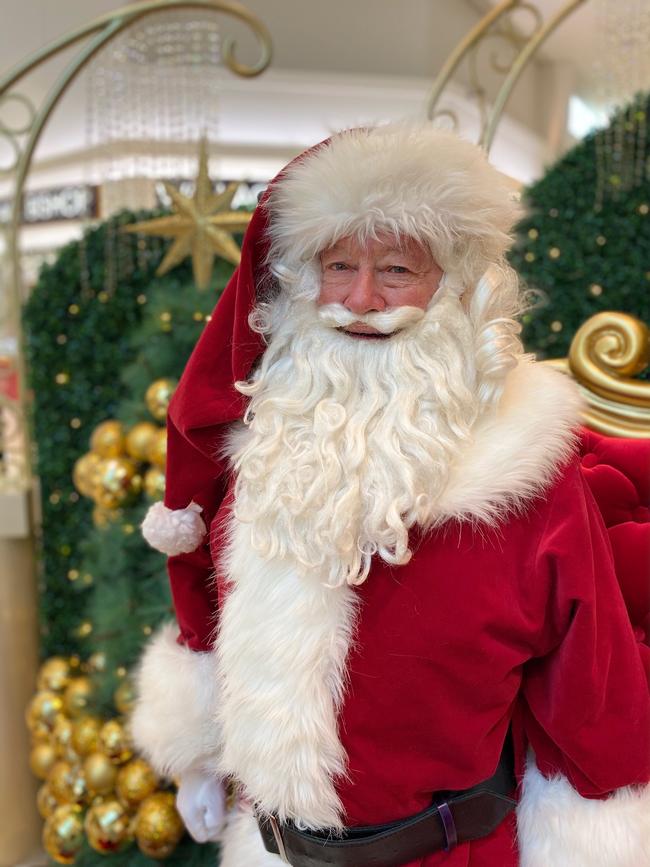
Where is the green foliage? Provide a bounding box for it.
[24,210,233,659]
[78,260,232,706]
[118,258,232,426]
[25,208,236,866]
[510,92,650,371]
[75,501,169,710]
[73,837,218,867]
[24,213,154,656]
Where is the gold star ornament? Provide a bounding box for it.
[122,139,252,289]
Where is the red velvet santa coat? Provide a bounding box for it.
[130,126,650,866]
[132,357,650,867]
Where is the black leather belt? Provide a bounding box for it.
[257,734,516,866]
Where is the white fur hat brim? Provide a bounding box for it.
[265,123,521,286]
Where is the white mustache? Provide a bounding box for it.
[318,303,425,334]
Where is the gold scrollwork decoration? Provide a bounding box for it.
[546,312,650,438]
[569,312,650,406]
[0,0,272,96]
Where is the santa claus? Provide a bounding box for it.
[132,124,650,867]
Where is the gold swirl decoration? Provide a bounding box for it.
[546,312,650,438]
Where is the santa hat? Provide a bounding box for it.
[141,123,522,638]
[267,124,520,290]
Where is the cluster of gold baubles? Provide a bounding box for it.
[72,379,175,526]
[28,655,185,863]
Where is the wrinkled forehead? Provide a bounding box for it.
[320,231,434,263]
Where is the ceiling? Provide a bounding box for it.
[2,0,633,111]
[1,0,646,268]
[1,0,647,179]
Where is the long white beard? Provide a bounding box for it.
[231,288,482,587]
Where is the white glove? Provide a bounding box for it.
[175,769,227,843]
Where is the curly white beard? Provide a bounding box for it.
[229,280,493,588]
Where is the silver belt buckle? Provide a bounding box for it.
[269,815,290,863]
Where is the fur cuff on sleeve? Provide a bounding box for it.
[141,501,207,556]
[129,623,221,779]
[517,758,650,867]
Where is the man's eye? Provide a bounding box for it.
[388,265,409,274]
[328,262,349,271]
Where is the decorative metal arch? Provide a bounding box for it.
[426,0,588,152]
[426,0,649,436]
[0,0,272,489]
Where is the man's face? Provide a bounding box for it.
[317,233,443,337]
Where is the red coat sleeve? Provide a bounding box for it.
[520,459,650,798]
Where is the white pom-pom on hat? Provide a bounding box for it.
[141,501,207,556]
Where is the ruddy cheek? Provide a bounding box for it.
[317,282,343,306]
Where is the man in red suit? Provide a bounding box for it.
[132,124,650,866]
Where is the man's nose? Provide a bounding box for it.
[343,267,386,314]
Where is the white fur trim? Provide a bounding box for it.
[130,623,221,778]
[517,759,650,867]
[213,359,581,832]
[220,804,282,867]
[141,500,206,556]
[225,359,583,528]
[266,123,521,286]
[433,358,583,525]
[216,518,358,831]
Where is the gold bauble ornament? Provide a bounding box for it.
[86,651,107,674]
[37,657,72,693]
[135,791,184,859]
[84,799,133,854]
[92,504,122,528]
[146,428,167,468]
[99,719,133,764]
[42,804,84,864]
[71,716,102,756]
[90,420,125,458]
[30,741,58,780]
[116,758,158,808]
[52,715,76,760]
[72,452,102,499]
[93,457,140,509]
[48,760,87,804]
[145,380,176,422]
[26,690,63,739]
[37,783,59,819]
[83,751,118,797]
[63,677,93,718]
[113,680,136,715]
[143,466,165,499]
[126,421,158,461]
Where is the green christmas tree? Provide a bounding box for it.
[23,199,240,864]
[510,91,650,371]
